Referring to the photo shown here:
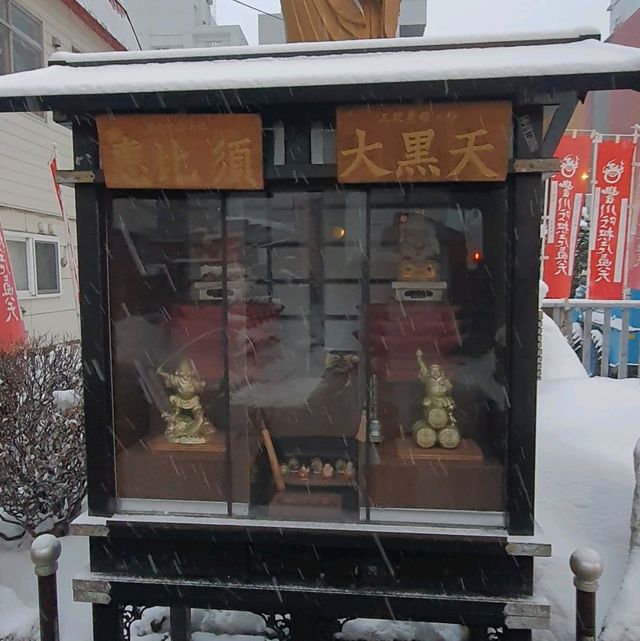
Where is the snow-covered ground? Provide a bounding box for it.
[1,314,639,640]
[536,314,640,641]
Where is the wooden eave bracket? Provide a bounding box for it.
[511,158,560,174]
[55,169,104,185]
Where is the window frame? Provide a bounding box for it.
[0,0,43,75]
[4,232,61,299]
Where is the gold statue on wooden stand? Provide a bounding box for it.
[157,359,216,445]
[281,0,402,43]
[412,349,460,449]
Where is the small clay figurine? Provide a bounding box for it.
[336,459,347,475]
[322,463,335,479]
[310,457,323,475]
[288,458,300,473]
[298,465,310,480]
[345,461,355,480]
[157,359,215,445]
[280,464,290,477]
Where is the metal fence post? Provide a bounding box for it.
[570,548,603,641]
[31,534,62,641]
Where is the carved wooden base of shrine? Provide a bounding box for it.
[367,437,504,512]
[117,431,232,503]
[392,281,447,302]
[148,432,226,454]
[269,491,344,520]
[396,437,483,462]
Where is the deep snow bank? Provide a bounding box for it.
[536,315,640,640]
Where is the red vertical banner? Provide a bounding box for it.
[543,134,593,298]
[588,139,635,299]
[0,222,26,349]
[625,142,640,291]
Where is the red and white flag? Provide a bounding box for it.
[0,221,26,349]
[50,155,79,306]
[587,139,635,299]
[543,134,593,298]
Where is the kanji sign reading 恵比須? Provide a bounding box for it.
[336,102,511,184]
[96,114,264,190]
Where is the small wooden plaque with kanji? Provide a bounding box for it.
[336,102,511,184]
[97,113,264,190]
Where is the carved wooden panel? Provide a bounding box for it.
[337,102,512,183]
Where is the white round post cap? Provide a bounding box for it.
[31,534,62,577]
[570,548,603,593]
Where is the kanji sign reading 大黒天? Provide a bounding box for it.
[96,114,264,190]
[336,102,511,184]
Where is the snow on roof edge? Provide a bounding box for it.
[49,24,600,66]
[2,39,638,102]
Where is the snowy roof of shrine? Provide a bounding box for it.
[0,28,639,110]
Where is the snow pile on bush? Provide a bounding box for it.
[0,339,85,540]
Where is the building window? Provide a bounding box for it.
[0,0,43,75]
[5,234,61,297]
[6,238,28,292]
[35,240,59,294]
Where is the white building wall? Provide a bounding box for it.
[122,0,246,50]
[0,0,119,339]
[610,0,640,31]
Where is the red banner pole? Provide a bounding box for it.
[624,125,640,295]
[49,151,80,309]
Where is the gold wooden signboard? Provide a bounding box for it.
[96,114,264,190]
[336,102,512,184]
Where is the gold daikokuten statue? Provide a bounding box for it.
[412,349,461,449]
[396,212,441,283]
[281,0,402,43]
[157,359,216,445]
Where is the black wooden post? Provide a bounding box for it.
[30,534,62,641]
[170,606,192,641]
[570,548,603,641]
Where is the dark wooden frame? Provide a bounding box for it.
[65,94,551,640]
[72,106,541,534]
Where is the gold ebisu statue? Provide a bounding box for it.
[281,0,403,43]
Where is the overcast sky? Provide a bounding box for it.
[216,0,611,46]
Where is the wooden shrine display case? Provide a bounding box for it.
[5,28,639,641]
